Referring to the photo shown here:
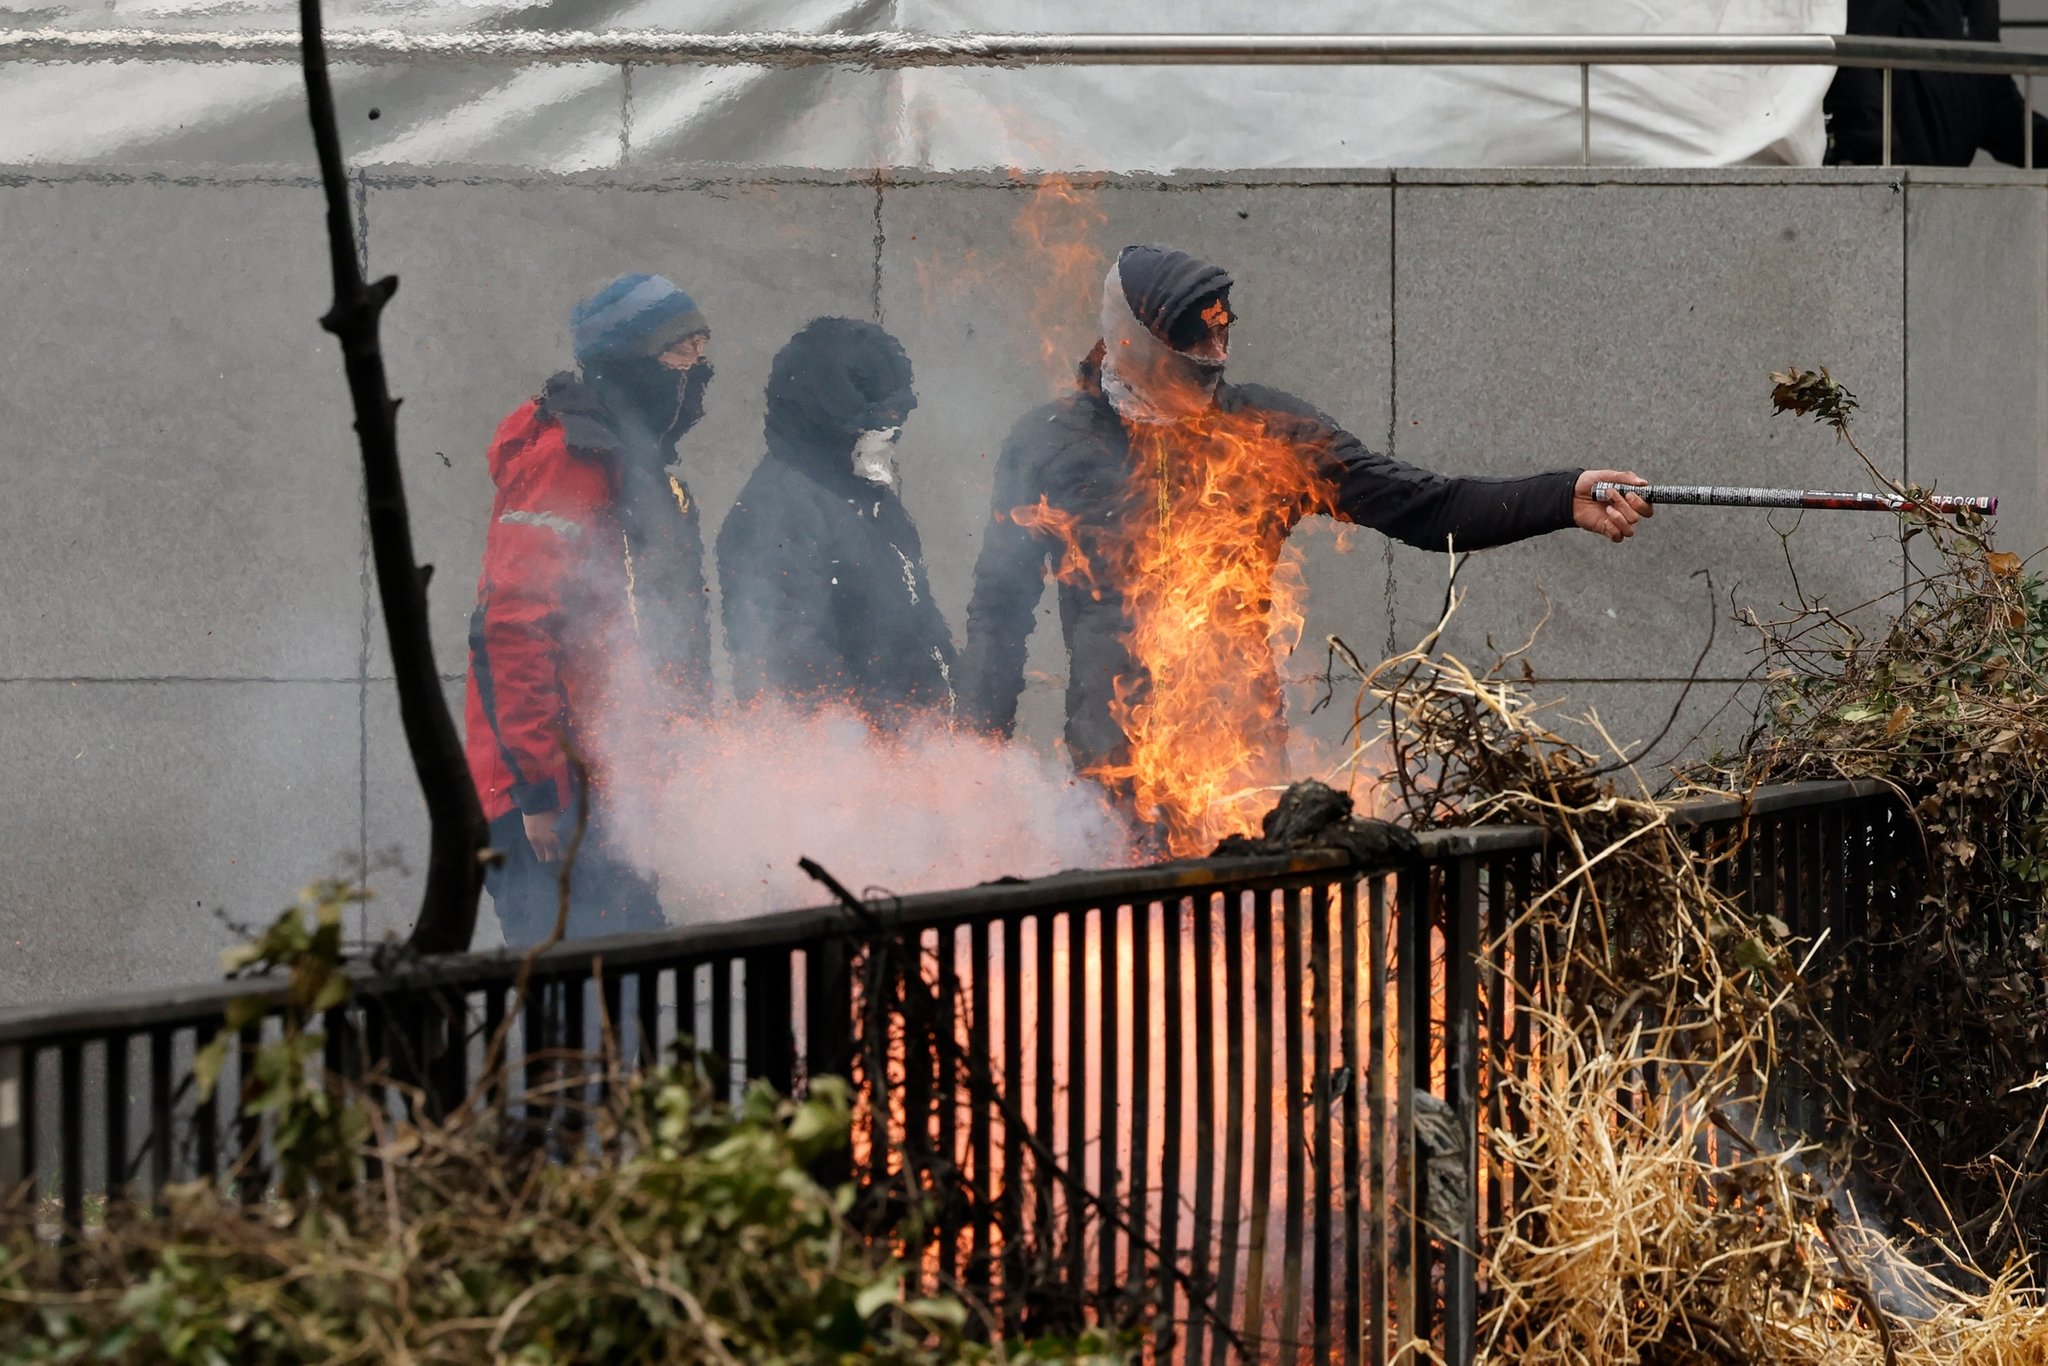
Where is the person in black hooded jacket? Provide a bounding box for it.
[1827,0,2047,167]
[716,317,958,726]
[958,244,1652,818]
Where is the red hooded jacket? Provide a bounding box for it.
[464,379,710,825]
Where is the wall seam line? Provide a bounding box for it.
[1384,172,1400,662]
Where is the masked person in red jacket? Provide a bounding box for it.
[465,274,714,946]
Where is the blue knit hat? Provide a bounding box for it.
[571,274,708,364]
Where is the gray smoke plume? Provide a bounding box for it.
[600,700,1138,918]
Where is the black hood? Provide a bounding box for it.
[1098,245,1235,423]
[1112,244,1234,346]
[763,317,917,474]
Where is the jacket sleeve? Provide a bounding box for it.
[1245,385,1582,551]
[1325,434,1581,552]
[673,479,715,714]
[958,423,1053,737]
[471,503,582,816]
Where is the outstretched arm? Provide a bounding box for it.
[1299,410,1649,547]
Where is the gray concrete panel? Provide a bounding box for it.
[359,676,508,950]
[1387,180,1908,684]
[364,173,882,688]
[878,178,1395,756]
[0,680,358,1009]
[1906,181,2048,563]
[1507,679,1759,786]
[0,177,367,680]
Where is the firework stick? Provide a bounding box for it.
[1592,482,1997,517]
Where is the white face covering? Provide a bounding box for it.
[852,425,902,490]
[1097,258,1228,426]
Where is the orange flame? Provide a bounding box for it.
[1006,496,1097,597]
[1092,409,1341,855]
[1012,174,1109,386]
[911,172,1108,391]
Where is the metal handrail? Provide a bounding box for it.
[2,29,2039,170]
[0,30,2044,74]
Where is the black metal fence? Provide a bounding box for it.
[0,778,1911,1362]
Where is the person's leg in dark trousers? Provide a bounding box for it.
[486,812,667,949]
[485,812,669,1079]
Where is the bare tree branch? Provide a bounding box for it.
[300,0,489,953]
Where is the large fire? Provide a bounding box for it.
[927,174,1351,856]
[1033,408,1339,857]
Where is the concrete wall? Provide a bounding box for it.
[2,163,2043,1007]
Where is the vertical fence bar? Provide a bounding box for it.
[1242,890,1277,1354]
[1367,876,1390,1365]
[710,958,734,1098]
[105,1034,129,1204]
[1484,859,1509,1245]
[1158,897,1185,1359]
[237,1021,263,1200]
[677,960,700,1060]
[1821,806,1849,1071]
[1097,904,1121,1308]
[1397,868,1429,1353]
[1579,63,1591,166]
[2027,77,2034,169]
[481,984,507,1108]
[1127,899,1152,1323]
[1340,877,1364,1365]
[522,982,551,1146]
[0,1045,21,1198]
[560,981,588,1152]
[599,972,625,1089]
[902,935,933,1299]
[149,1029,172,1199]
[806,940,854,1189]
[1312,880,1336,1363]
[1443,858,1482,1366]
[1000,914,1026,1315]
[1882,66,1894,167]
[1845,804,1873,1066]
[1212,892,1247,1365]
[1509,855,1536,1219]
[1034,911,1057,1276]
[1188,896,1218,1366]
[194,1020,221,1188]
[968,916,993,1291]
[937,928,962,1288]
[636,966,662,1071]
[59,1040,83,1232]
[746,948,795,1096]
[1279,886,1309,1354]
[1066,908,1089,1304]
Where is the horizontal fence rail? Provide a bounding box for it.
[0,778,1912,1364]
[1,31,2045,75]
[3,31,2038,170]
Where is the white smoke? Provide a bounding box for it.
[602,700,1139,920]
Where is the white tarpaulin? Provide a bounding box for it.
[0,0,1846,169]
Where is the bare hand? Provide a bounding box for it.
[523,809,563,863]
[1573,470,1653,543]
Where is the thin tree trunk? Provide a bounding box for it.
[299,0,488,952]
